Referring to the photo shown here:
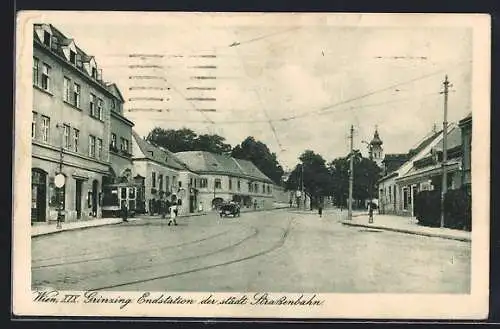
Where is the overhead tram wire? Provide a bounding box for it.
[125,55,217,129]
[106,26,304,60]
[127,58,469,125]
[229,27,288,155]
[133,87,448,125]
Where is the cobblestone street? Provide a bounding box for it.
[32,209,470,293]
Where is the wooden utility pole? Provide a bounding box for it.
[440,75,450,228]
[348,125,354,221]
[301,163,306,210]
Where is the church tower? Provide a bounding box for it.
[369,126,384,167]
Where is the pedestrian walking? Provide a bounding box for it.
[168,203,178,226]
[198,201,204,213]
[161,199,168,219]
[289,199,293,208]
[121,200,128,222]
[368,203,374,224]
[253,200,257,211]
[318,204,323,218]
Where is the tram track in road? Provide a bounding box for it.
[46,225,261,287]
[89,216,296,291]
[32,227,234,269]
[31,215,218,262]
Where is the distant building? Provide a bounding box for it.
[131,131,197,215]
[459,112,472,196]
[31,24,122,223]
[381,154,409,177]
[175,151,275,210]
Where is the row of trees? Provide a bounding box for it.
[285,150,381,209]
[146,128,285,184]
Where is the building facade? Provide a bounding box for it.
[459,113,472,196]
[377,128,445,216]
[396,124,463,217]
[175,151,275,211]
[131,131,190,215]
[31,24,121,223]
[105,83,134,185]
[378,120,467,217]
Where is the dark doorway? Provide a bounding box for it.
[75,179,82,219]
[92,179,98,217]
[212,197,224,209]
[31,169,47,223]
[189,195,196,213]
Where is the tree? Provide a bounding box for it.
[285,150,333,209]
[328,157,349,207]
[328,151,381,209]
[231,137,284,184]
[195,134,232,154]
[146,127,232,154]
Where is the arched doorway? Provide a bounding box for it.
[92,179,99,217]
[120,168,132,183]
[212,197,224,209]
[31,168,47,223]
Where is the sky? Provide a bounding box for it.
[31,12,473,170]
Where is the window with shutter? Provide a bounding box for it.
[41,64,51,91]
[32,57,39,85]
[73,83,81,108]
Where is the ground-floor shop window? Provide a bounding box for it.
[48,178,65,210]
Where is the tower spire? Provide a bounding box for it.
[370,126,384,167]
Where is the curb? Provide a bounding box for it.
[341,221,471,242]
[31,219,129,238]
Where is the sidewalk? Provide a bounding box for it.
[31,217,138,237]
[289,208,365,216]
[340,213,471,242]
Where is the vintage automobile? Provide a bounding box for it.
[219,203,241,218]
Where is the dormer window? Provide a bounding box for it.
[92,67,97,79]
[69,50,76,65]
[76,54,82,68]
[43,31,51,47]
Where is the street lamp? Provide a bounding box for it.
[55,123,66,229]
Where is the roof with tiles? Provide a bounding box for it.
[407,130,443,157]
[433,125,462,152]
[132,131,186,170]
[175,151,273,183]
[233,158,273,183]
